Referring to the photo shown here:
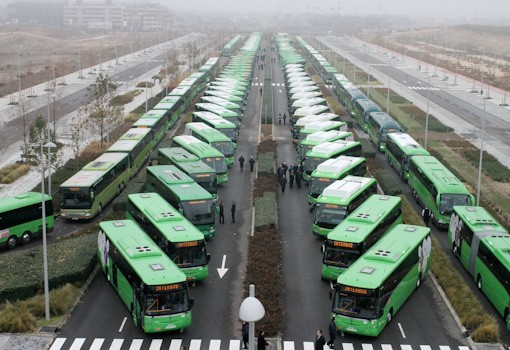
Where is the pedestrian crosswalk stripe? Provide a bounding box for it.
[303,341,314,350]
[229,340,241,350]
[128,339,143,350]
[109,338,124,350]
[401,345,413,350]
[169,339,183,350]
[209,339,221,350]
[344,342,355,350]
[458,347,470,350]
[149,339,163,350]
[440,347,452,350]
[69,338,85,350]
[363,344,374,350]
[90,338,105,350]
[284,340,295,350]
[49,338,66,350]
[421,346,432,350]
[382,344,393,350]
[190,339,202,350]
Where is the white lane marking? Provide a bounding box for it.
[209,339,221,350]
[229,340,241,350]
[420,345,432,350]
[109,339,124,350]
[398,322,407,338]
[149,339,163,350]
[362,344,374,350]
[459,347,470,350]
[118,317,127,332]
[189,339,202,350]
[169,339,183,350]
[401,345,412,350]
[303,342,315,350]
[49,338,66,350]
[90,338,105,350]
[439,346,451,350]
[382,344,393,350]
[69,338,86,350]
[343,343,355,350]
[283,341,295,350]
[128,339,143,350]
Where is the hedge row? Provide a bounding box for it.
[461,149,510,182]
[257,152,275,176]
[254,192,277,228]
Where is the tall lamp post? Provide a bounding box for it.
[47,93,58,196]
[476,98,487,206]
[239,284,265,350]
[145,57,148,113]
[424,74,431,149]
[41,141,57,321]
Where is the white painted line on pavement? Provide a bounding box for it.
[169,339,183,350]
[209,339,221,350]
[303,342,314,350]
[420,345,432,350]
[343,343,355,350]
[49,338,66,350]
[398,322,407,338]
[229,340,241,350]
[362,344,374,350]
[90,338,105,350]
[382,344,393,350]
[283,341,295,350]
[109,338,124,350]
[189,339,201,350]
[128,339,143,350]
[439,346,452,350]
[148,339,163,350]
[401,345,412,350]
[118,317,127,332]
[69,338,85,350]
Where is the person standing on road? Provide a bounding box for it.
[242,322,249,349]
[279,175,287,194]
[315,330,326,350]
[257,330,269,350]
[327,316,336,349]
[295,167,302,189]
[289,167,295,189]
[219,202,225,224]
[239,155,245,171]
[260,87,263,96]
[249,156,256,172]
[422,207,431,227]
[283,112,287,125]
[231,201,236,223]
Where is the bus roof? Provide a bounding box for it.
[295,113,339,127]
[132,117,159,128]
[196,103,238,116]
[192,112,236,129]
[141,109,167,119]
[290,91,323,100]
[167,182,214,201]
[61,153,129,187]
[312,156,366,178]
[411,156,471,195]
[175,160,216,174]
[82,153,128,172]
[203,90,244,102]
[453,206,509,235]
[346,87,367,100]
[309,141,360,157]
[118,128,151,141]
[128,193,204,243]
[304,130,351,144]
[338,225,430,288]
[355,98,381,112]
[179,77,199,86]
[159,147,199,163]
[169,85,192,96]
[292,97,327,108]
[0,192,51,211]
[200,96,242,109]
[147,165,194,185]
[368,112,402,129]
[301,120,344,133]
[186,122,232,142]
[327,195,401,243]
[318,176,376,204]
[387,133,430,156]
[99,220,186,285]
[294,105,330,117]
[173,135,224,158]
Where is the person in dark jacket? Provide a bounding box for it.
[327,316,336,349]
[219,202,225,224]
[279,175,287,193]
[239,155,245,171]
[315,330,326,350]
[257,330,269,350]
[289,168,295,189]
[242,322,249,349]
[231,201,236,223]
[249,156,256,172]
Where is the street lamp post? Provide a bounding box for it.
[47,93,57,195]
[78,44,83,79]
[41,141,57,321]
[425,74,431,149]
[239,284,265,350]
[476,98,487,206]
[145,57,148,113]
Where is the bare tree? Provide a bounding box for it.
[82,73,124,149]
[69,114,86,172]
[23,115,63,171]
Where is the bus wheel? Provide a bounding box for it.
[120,182,125,191]
[7,236,17,250]
[387,310,393,323]
[452,244,458,255]
[98,204,103,214]
[117,186,121,196]
[477,275,482,290]
[416,275,422,288]
[21,232,31,245]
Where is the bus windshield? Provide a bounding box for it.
[439,194,472,216]
[315,205,348,228]
[310,178,333,198]
[192,174,217,194]
[219,129,237,140]
[145,290,190,315]
[60,188,92,209]
[181,200,215,225]
[324,246,360,268]
[333,290,379,319]
[203,157,227,174]
[304,157,326,174]
[169,241,208,267]
[212,141,234,156]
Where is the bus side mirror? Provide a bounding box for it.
[189,297,194,308]
[206,254,211,263]
[321,243,325,254]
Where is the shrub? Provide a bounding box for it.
[461,149,510,182]
[0,301,36,332]
[253,174,278,200]
[0,164,31,184]
[136,81,154,88]
[376,172,402,195]
[80,140,106,160]
[254,192,277,228]
[257,152,275,175]
[110,94,134,106]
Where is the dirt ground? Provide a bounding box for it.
[0,26,171,98]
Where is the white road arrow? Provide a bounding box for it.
[217,255,229,278]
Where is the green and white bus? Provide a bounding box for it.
[168,86,195,111]
[289,91,323,108]
[107,128,153,177]
[98,220,193,333]
[184,122,235,166]
[345,88,367,116]
[292,113,340,139]
[408,155,474,228]
[208,85,247,100]
[200,96,244,117]
[312,176,378,237]
[385,133,430,180]
[158,148,217,196]
[0,192,54,249]
[195,103,241,128]
[145,166,216,237]
[126,193,210,282]
[288,85,320,96]
[191,112,238,142]
[60,153,129,220]
[352,99,381,131]
[331,224,431,336]
[367,112,404,152]
[321,195,402,280]
[297,120,347,143]
[171,135,228,184]
[308,156,367,206]
[152,96,183,129]
[449,206,510,329]
[291,105,331,125]
[291,97,328,115]
[302,141,363,182]
[297,131,354,161]
[132,114,167,144]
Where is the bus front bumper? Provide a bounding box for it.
[198,225,215,238]
[60,209,94,220]
[217,174,228,184]
[321,265,344,281]
[334,315,384,337]
[312,225,331,237]
[143,312,191,333]
[183,266,209,282]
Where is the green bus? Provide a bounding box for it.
[208,85,247,100]
[60,153,130,220]
[168,86,195,111]
[158,148,217,196]
[200,96,244,117]
[288,85,320,97]
[292,113,340,139]
[0,192,54,249]
[195,103,240,128]
[331,224,431,336]
[352,99,381,131]
[185,122,235,166]
[145,166,216,237]
[297,121,347,143]
[408,155,474,228]
[98,220,193,333]
[202,90,244,106]
[385,133,430,180]
[297,131,354,161]
[171,135,228,184]
[367,112,404,152]
[153,96,183,129]
[291,105,331,125]
[302,141,363,182]
[312,176,378,237]
[107,128,153,177]
[291,97,328,115]
[321,195,402,281]
[332,75,354,107]
[132,114,167,144]
[192,111,238,142]
[289,91,323,109]
[308,156,367,206]
[449,206,510,329]
[126,193,210,282]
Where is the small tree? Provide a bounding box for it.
[23,115,63,171]
[82,73,124,149]
[70,114,86,172]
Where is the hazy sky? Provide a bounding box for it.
[171,0,510,19]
